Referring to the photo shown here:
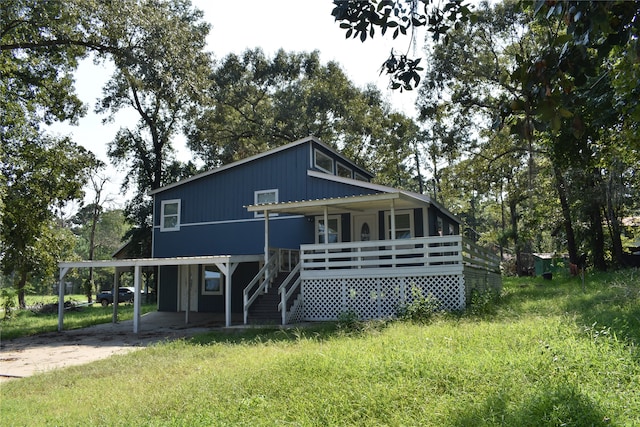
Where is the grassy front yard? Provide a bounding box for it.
[1,270,639,426]
[0,294,157,340]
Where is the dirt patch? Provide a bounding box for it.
[0,312,227,382]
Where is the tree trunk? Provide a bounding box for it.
[605,175,625,266]
[589,205,607,271]
[17,269,27,310]
[587,169,607,271]
[552,165,578,263]
[509,198,524,276]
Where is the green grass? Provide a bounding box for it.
[0,296,157,340]
[1,269,639,426]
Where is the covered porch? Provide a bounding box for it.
[245,192,501,324]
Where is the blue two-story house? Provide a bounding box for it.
[145,136,501,326]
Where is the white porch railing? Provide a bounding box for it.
[462,237,501,273]
[243,252,279,324]
[300,235,465,278]
[278,261,302,325]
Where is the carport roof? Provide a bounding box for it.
[58,254,262,269]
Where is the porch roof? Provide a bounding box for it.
[246,191,426,216]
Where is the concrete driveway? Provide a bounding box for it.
[0,312,237,382]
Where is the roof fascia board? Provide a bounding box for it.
[246,192,402,212]
[149,136,321,196]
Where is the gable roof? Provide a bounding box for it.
[149,136,373,196]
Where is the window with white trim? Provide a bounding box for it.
[336,162,352,179]
[254,189,278,218]
[354,172,369,182]
[160,199,181,231]
[202,265,223,295]
[386,210,414,239]
[316,216,341,244]
[314,149,334,174]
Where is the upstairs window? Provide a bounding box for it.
[314,149,334,174]
[254,189,279,217]
[160,199,181,231]
[336,162,352,179]
[354,172,369,182]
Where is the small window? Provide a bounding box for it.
[314,149,334,174]
[160,199,181,231]
[254,189,278,218]
[387,211,413,239]
[316,216,341,244]
[336,162,352,179]
[202,265,223,295]
[437,217,444,236]
[354,172,369,182]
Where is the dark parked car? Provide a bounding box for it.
[96,287,135,307]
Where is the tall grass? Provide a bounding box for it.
[1,269,638,426]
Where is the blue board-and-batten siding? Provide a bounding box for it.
[153,140,377,258]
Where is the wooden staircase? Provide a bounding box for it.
[248,271,300,324]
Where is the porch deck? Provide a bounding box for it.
[245,235,501,324]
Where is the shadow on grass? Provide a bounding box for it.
[500,269,640,347]
[187,320,392,346]
[450,383,609,427]
[556,268,640,346]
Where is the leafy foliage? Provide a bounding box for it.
[188,48,420,190]
[396,287,441,322]
[1,135,95,307]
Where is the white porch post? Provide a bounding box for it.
[390,199,396,267]
[390,199,396,239]
[323,206,329,269]
[57,267,70,332]
[133,264,141,333]
[264,209,270,282]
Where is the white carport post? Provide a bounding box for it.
[133,264,141,333]
[217,261,239,327]
[57,267,70,332]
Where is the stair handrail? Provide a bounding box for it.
[278,260,302,325]
[243,253,279,324]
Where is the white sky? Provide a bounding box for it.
[48,0,424,208]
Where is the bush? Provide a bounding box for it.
[467,288,501,316]
[396,288,441,323]
[1,287,17,320]
[336,309,361,331]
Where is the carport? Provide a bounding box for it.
[57,255,261,333]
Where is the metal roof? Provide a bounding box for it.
[246,192,428,216]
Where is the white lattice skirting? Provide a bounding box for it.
[301,274,465,321]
